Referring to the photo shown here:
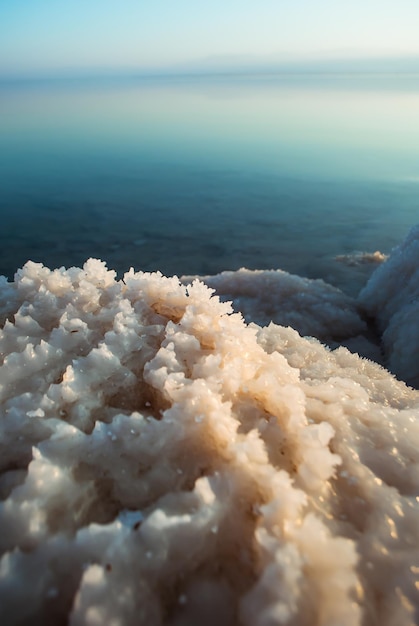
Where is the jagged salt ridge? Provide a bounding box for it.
[0,251,418,625]
[181,268,367,343]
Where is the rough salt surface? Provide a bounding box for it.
[0,243,418,625]
[359,224,419,388]
[180,267,383,364]
[181,268,367,343]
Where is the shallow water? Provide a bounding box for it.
[0,73,418,294]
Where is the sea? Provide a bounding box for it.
[1,72,418,295]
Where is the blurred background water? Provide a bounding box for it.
[0,73,418,294]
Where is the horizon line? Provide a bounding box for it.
[1,54,419,82]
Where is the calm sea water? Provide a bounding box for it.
[0,73,418,294]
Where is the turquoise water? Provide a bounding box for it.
[0,73,418,291]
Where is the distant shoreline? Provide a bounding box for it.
[1,54,419,84]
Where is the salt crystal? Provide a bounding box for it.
[2,233,419,625]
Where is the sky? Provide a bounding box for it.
[1,0,419,76]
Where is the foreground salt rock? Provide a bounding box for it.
[359,224,419,388]
[0,259,419,626]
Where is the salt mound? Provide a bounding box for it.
[0,258,419,626]
[359,224,419,388]
[181,268,366,342]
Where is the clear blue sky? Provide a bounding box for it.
[1,0,419,76]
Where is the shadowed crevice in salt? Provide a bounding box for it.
[358,224,419,388]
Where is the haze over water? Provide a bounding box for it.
[1,72,418,293]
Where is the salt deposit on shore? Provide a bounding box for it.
[0,229,419,625]
[181,268,368,342]
[358,224,419,388]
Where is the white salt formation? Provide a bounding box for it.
[0,236,419,625]
[180,268,383,364]
[359,224,419,388]
[181,268,367,343]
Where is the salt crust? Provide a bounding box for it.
[181,268,367,342]
[180,268,384,365]
[359,224,419,388]
[0,251,418,625]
